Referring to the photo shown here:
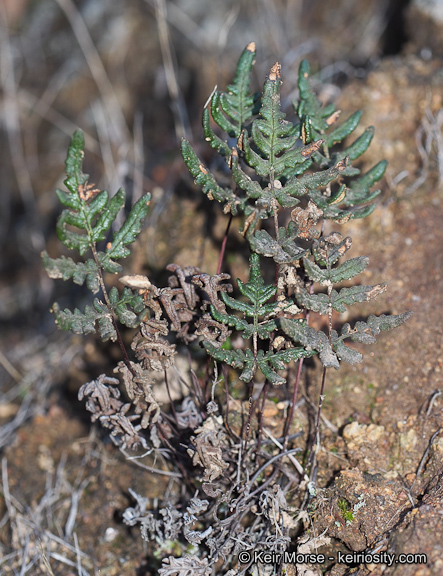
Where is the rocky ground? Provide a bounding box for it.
[1,1,442,574]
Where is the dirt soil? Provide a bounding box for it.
[1,1,443,575]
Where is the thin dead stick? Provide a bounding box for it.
[204,85,218,109]
[0,552,20,567]
[37,544,56,576]
[420,388,442,438]
[48,551,90,575]
[19,535,31,576]
[64,478,89,538]
[303,391,338,434]
[259,0,289,55]
[283,356,304,447]
[23,59,77,129]
[119,448,182,477]
[217,3,240,51]
[154,0,189,141]
[307,366,328,474]
[73,532,85,576]
[133,111,145,203]
[236,439,243,485]
[163,369,178,423]
[434,108,443,183]
[404,103,443,194]
[17,90,100,153]
[247,448,302,490]
[222,364,237,441]
[43,530,90,559]
[1,458,15,524]
[0,6,35,211]
[256,381,269,453]
[240,381,267,470]
[283,284,315,446]
[262,428,310,484]
[0,350,22,382]
[414,427,442,485]
[144,0,210,49]
[53,0,130,144]
[217,214,233,274]
[424,388,442,418]
[91,101,120,191]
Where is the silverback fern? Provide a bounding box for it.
[43,42,411,575]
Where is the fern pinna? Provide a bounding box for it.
[203,252,316,385]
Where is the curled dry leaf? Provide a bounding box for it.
[132,321,176,372]
[99,402,148,450]
[195,313,231,346]
[78,375,122,420]
[192,273,233,312]
[167,263,201,310]
[187,415,229,482]
[175,397,203,429]
[115,361,161,427]
[291,201,324,239]
[158,554,212,576]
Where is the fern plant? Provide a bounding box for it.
[183,42,410,383]
[43,43,411,575]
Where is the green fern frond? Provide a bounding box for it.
[64,129,89,193]
[101,194,152,273]
[297,60,335,135]
[325,110,362,148]
[243,63,299,177]
[205,253,278,341]
[52,130,151,261]
[294,288,330,315]
[295,60,386,218]
[43,130,150,340]
[108,286,145,328]
[330,283,387,313]
[250,228,310,264]
[209,42,258,138]
[302,255,369,285]
[331,311,413,365]
[295,283,388,316]
[345,160,387,205]
[181,139,246,215]
[42,252,100,293]
[203,253,313,384]
[204,341,314,385]
[279,317,339,369]
[202,42,258,157]
[50,285,144,340]
[312,234,353,267]
[51,300,116,341]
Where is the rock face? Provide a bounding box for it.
[313,468,410,551]
[309,467,443,576]
[336,54,443,193]
[342,422,389,469]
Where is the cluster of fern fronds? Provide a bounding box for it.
[43,42,410,574]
